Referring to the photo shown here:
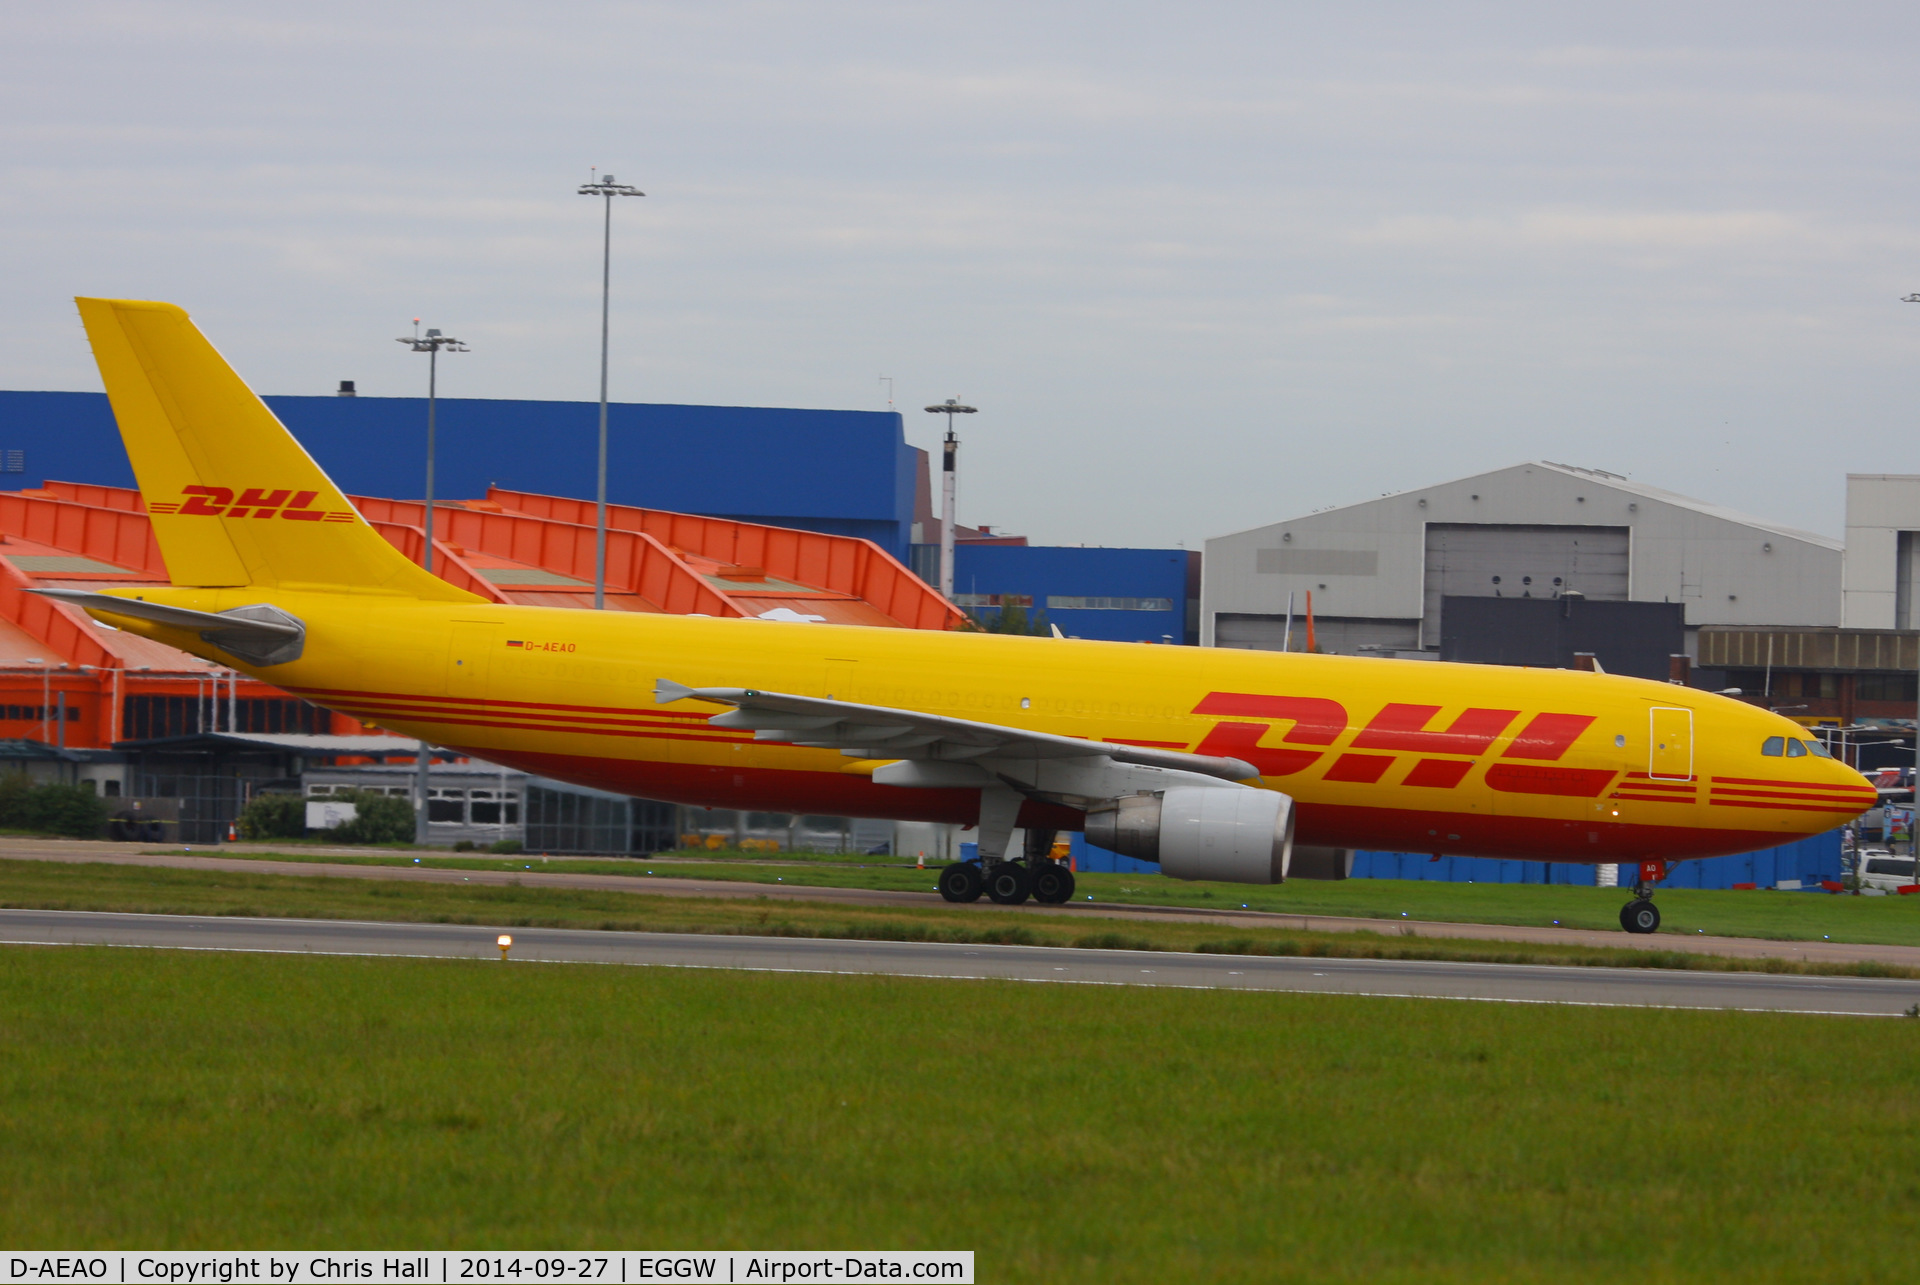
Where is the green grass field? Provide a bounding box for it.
[8,858,1915,978]
[1,946,1916,1281]
[169,845,1920,946]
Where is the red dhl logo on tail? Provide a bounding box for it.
[149,487,356,522]
[1190,693,1617,797]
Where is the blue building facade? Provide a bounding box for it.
[1068,828,1846,889]
[950,544,1200,644]
[0,391,918,558]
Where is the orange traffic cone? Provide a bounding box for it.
[915,851,925,869]
[226,821,238,842]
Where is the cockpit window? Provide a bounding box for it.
[1805,739,1832,759]
[1785,739,1807,758]
[1761,736,1785,756]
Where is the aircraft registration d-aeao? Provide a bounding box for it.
[47,299,1877,934]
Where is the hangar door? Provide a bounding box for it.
[1422,524,1628,647]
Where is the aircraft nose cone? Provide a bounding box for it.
[1820,757,1879,815]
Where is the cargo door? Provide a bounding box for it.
[448,621,501,700]
[1649,707,1693,781]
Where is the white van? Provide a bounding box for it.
[1856,850,1917,892]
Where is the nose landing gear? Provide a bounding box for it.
[1620,897,1661,934]
[1619,860,1670,934]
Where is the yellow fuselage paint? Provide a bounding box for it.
[114,585,1875,865]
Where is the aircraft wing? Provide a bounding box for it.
[654,679,1256,786]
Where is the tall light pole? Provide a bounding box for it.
[578,171,645,609]
[395,321,468,575]
[397,320,465,845]
[1907,293,1920,829]
[923,399,976,600]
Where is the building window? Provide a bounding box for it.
[121,695,328,739]
[953,593,1033,608]
[0,705,79,723]
[1044,596,1176,612]
[1857,674,1919,702]
[468,789,521,825]
[427,788,466,824]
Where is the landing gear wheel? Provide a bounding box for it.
[1620,898,1661,935]
[937,861,985,903]
[985,861,1033,906]
[1030,861,1075,904]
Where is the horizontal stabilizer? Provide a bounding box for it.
[30,589,306,667]
[653,678,699,705]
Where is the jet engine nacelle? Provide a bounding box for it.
[1084,786,1295,884]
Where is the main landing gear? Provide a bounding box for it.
[936,857,1077,905]
[936,826,1076,906]
[1619,860,1669,935]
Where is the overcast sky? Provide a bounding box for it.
[5,2,1920,548]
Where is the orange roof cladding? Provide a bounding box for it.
[0,480,962,750]
[354,488,962,629]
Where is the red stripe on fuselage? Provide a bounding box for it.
[287,685,716,721]
[1708,798,1867,814]
[325,698,749,740]
[1710,786,1877,804]
[1484,763,1617,797]
[1711,775,1874,792]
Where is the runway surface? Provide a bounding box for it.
[4,908,1917,1015]
[4,838,1917,967]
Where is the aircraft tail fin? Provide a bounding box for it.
[75,297,475,600]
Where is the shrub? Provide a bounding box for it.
[236,792,305,841]
[452,840,475,852]
[15,782,110,838]
[0,773,37,827]
[0,774,109,839]
[489,839,523,855]
[327,789,416,845]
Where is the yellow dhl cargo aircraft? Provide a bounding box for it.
[44,298,1877,935]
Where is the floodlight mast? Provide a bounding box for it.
[1908,293,1920,804]
[396,321,466,846]
[394,321,469,576]
[577,171,646,609]
[923,399,977,600]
